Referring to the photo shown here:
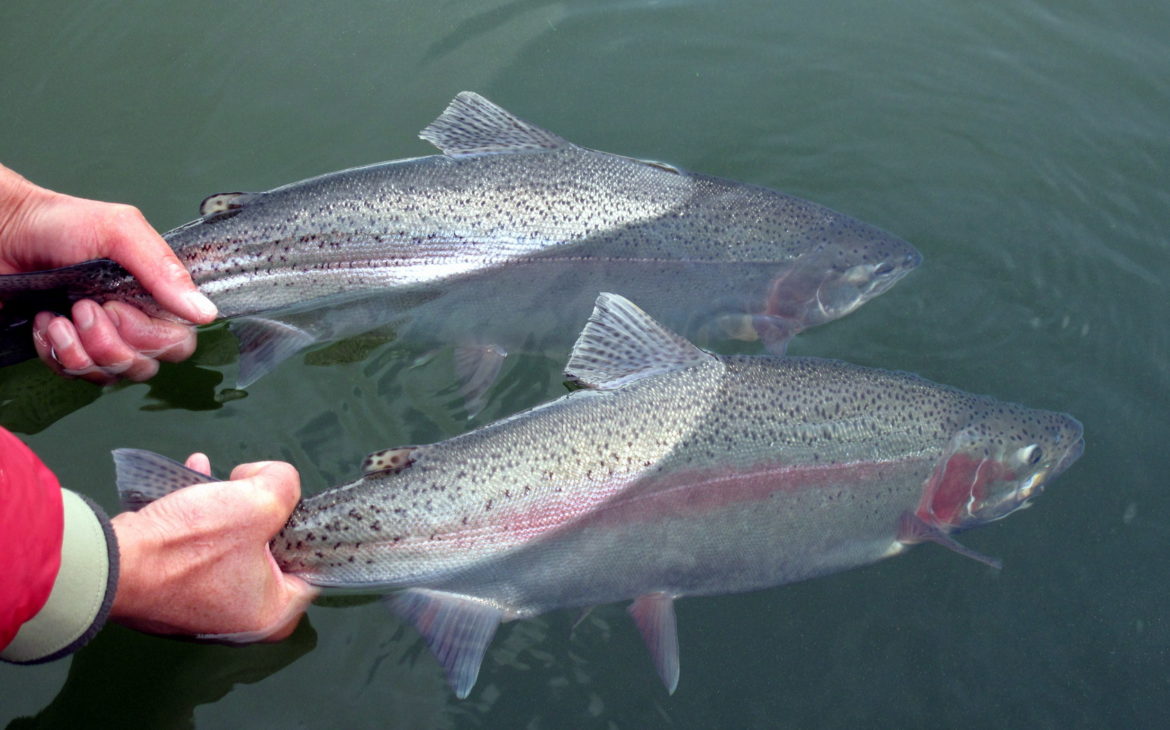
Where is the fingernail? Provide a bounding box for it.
[74,301,95,330]
[184,291,218,321]
[103,302,121,328]
[47,319,75,351]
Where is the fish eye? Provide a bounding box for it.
[874,262,895,276]
[1017,444,1043,466]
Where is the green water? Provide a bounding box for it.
[1,0,1167,727]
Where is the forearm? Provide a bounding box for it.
[0,163,51,252]
[0,490,119,664]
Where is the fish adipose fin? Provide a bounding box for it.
[566,292,713,389]
[628,593,681,694]
[896,511,1003,570]
[387,588,504,699]
[112,448,218,512]
[199,192,258,217]
[361,446,418,475]
[230,316,320,388]
[420,91,570,157]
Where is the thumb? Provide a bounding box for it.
[90,202,219,324]
[229,460,302,528]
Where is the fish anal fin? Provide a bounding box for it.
[387,589,504,699]
[566,293,712,390]
[419,91,569,157]
[897,511,1003,570]
[362,446,418,476]
[229,316,319,388]
[628,592,680,694]
[112,448,218,512]
[199,192,257,217]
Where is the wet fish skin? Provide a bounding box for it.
[0,92,920,390]
[113,294,1083,698]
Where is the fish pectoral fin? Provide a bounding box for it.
[361,445,419,476]
[199,191,258,217]
[628,592,681,695]
[112,448,219,512]
[565,293,713,390]
[896,511,1003,570]
[230,316,320,388]
[419,91,570,157]
[387,589,504,699]
[453,344,508,418]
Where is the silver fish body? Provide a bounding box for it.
[1,93,920,392]
[255,294,1082,695]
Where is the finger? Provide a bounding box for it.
[185,452,212,475]
[103,301,197,363]
[38,316,120,385]
[96,204,218,325]
[33,311,68,377]
[70,300,160,382]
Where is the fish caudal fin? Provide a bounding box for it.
[566,293,713,390]
[420,91,569,157]
[628,593,681,694]
[896,511,1003,570]
[112,448,218,512]
[229,315,319,388]
[387,588,504,699]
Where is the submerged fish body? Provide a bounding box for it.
[114,294,1083,698]
[0,92,920,392]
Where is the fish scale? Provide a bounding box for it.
[114,293,1083,699]
[0,92,919,398]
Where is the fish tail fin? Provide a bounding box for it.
[0,259,139,367]
[111,448,218,512]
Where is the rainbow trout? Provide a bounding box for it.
[0,93,919,402]
[113,294,1083,698]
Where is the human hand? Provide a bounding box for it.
[109,454,317,641]
[0,164,218,383]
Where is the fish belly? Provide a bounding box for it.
[420,455,935,617]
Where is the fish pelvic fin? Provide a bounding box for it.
[628,592,681,694]
[229,315,319,388]
[566,293,713,390]
[112,448,218,512]
[896,511,1003,570]
[387,588,504,699]
[420,91,570,157]
[453,344,508,418]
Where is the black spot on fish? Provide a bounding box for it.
[370,521,382,531]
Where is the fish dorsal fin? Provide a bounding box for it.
[199,192,257,217]
[419,91,569,157]
[361,446,417,476]
[566,293,712,390]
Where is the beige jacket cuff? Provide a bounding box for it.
[1,490,118,664]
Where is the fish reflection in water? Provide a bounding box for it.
[0,92,920,411]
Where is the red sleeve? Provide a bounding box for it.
[0,427,64,652]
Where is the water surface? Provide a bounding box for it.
[2,1,1167,727]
